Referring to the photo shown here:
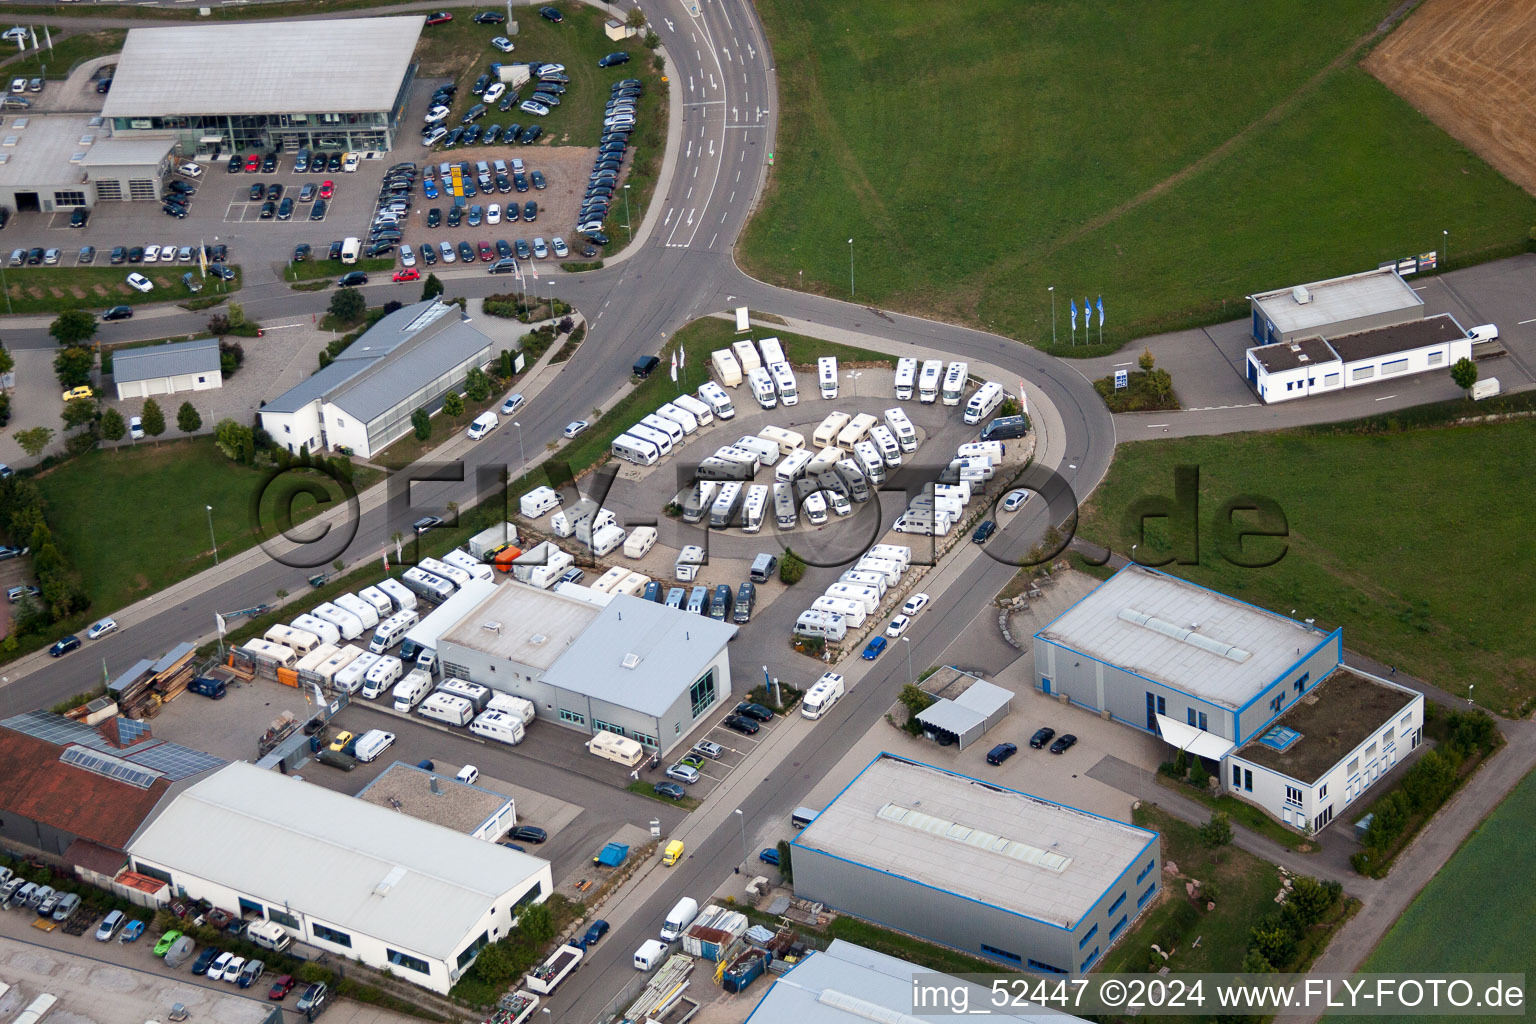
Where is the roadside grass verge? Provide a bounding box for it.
[0,28,124,77]
[282,256,393,285]
[740,0,1536,354]
[625,780,699,810]
[2,264,241,313]
[1075,417,1536,715]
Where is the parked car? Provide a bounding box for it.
[972,519,997,544]
[1049,734,1078,755]
[120,918,146,943]
[49,635,81,657]
[722,714,759,735]
[885,614,911,638]
[508,825,548,844]
[665,764,699,784]
[652,781,686,800]
[581,919,609,946]
[86,617,118,640]
[735,702,774,722]
[1029,726,1056,749]
[692,739,723,760]
[155,930,186,957]
[191,947,220,976]
[562,419,589,439]
[598,51,630,67]
[1002,489,1030,512]
[759,847,781,866]
[861,636,888,660]
[296,983,328,1013]
[538,5,563,21]
[986,742,1018,766]
[126,273,153,293]
[103,304,133,321]
[268,975,296,1000]
[413,515,443,534]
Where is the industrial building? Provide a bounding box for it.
[912,667,1013,749]
[744,939,1088,1023]
[125,762,552,994]
[436,583,737,755]
[790,754,1160,976]
[259,300,503,458]
[112,337,223,400]
[0,115,175,213]
[1249,267,1423,346]
[355,761,517,841]
[1033,565,1424,834]
[101,17,423,156]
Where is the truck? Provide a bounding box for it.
[468,522,520,560]
[710,348,743,387]
[662,839,684,866]
[659,897,700,942]
[523,943,583,995]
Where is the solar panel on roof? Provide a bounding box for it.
[60,745,159,789]
[3,710,114,750]
[124,742,225,781]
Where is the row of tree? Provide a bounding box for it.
[0,476,90,638]
[11,395,203,460]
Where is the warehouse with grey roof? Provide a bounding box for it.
[102,16,423,156]
[112,337,223,400]
[790,754,1160,976]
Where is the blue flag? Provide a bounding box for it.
[1086,298,1092,328]
[1070,298,1078,330]
[1097,295,1105,326]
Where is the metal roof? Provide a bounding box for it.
[102,17,424,118]
[113,339,221,385]
[541,594,737,716]
[442,582,601,671]
[330,319,493,424]
[126,762,549,960]
[746,940,1085,1023]
[1251,267,1422,336]
[915,679,1012,737]
[1326,313,1466,363]
[1036,565,1324,710]
[0,114,101,187]
[795,755,1156,930]
[78,136,175,167]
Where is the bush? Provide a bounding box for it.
[411,407,431,441]
[328,287,366,325]
[219,340,245,377]
[1188,756,1209,789]
[779,550,805,585]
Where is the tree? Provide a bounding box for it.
[213,418,253,461]
[1248,915,1296,969]
[1402,749,1457,811]
[219,340,245,377]
[14,427,53,459]
[442,391,465,421]
[500,348,515,379]
[1239,948,1276,974]
[0,341,14,375]
[1139,347,1156,372]
[465,366,492,402]
[411,407,431,441]
[1450,356,1478,393]
[626,6,646,27]
[381,299,404,316]
[61,398,98,430]
[139,398,166,441]
[421,273,444,301]
[471,940,517,985]
[99,408,126,444]
[328,287,366,325]
[1287,876,1339,926]
[1188,755,1209,789]
[1199,812,1234,850]
[176,401,202,434]
[775,839,793,882]
[779,549,805,584]
[897,684,936,728]
[49,309,98,347]
[53,346,95,389]
[644,27,659,48]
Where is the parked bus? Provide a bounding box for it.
[673,393,715,427]
[964,381,1006,425]
[418,692,474,727]
[369,609,419,653]
[836,413,879,453]
[697,381,736,419]
[710,481,744,528]
[741,484,769,533]
[612,432,661,466]
[883,408,919,453]
[918,359,944,403]
[894,357,918,400]
[818,356,839,399]
[769,361,799,406]
[757,426,805,456]
[941,361,970,406]
[801,672,846,720]
[773,480,798,529]
[812,411,851,448]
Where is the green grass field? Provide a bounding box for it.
[2,264,242,314]
[33,439,360,615]
[1329,766,1536,1023]
[1076,421,1536,714]
[0,29,124,78]
[740,0,1536,353]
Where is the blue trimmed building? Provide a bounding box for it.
[790,754,1159,976]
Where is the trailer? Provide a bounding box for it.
[731,339,762,375]
[710,348,743,387]
[523,943,584,995]
[468,522,520,560]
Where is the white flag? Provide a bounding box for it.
[44,26,52,51]
[678,346,685,369]
[215,612,227,637]
[669,351,678,382]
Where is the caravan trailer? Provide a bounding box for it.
[918,359,944,403]
[735,306,751,333]
[443,549,495,582]
[836,413,879,452]
[402,567,456,603]
[673,393,715,427]
[357,586,394,618]
[775,449,814,482]
[747,367,777,409]
[893,357,918,400]
[964,381,1006,425]
[334,593,381,630]
[240,638,297,669]
[437,679,492,712]
[418,692,475,727]
[265,625,320,656]
[710,348,743,387]
[334,651,382,694]
[588,730,645,766]
[812,412,851,449]
[520,486,563,519]
[697,382,736,419]
[591,566,629,594]
[488,692,536,723]
[313,644,364,689]
[757,426,805,456]
[377,578,417,613]
[794,609,847,641]
[732,435,780,467]
[655,403,699,435]
[741,484,769,533]
[941,361,970,406]
[420,557,472,588]
[818,356,839,399]
[731,339,762,375]
[291,614,341,646]
[757,337,786,366]
[312,602,365,641]
[294,643,341,678]
[716,446,762,476]
[470,709,526,746]
[769,362,799,406]
[628,421,675,457]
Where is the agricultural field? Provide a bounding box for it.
[740,0,1536,354]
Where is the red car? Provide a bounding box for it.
[319,180,334,200]
[393,268,420,283]
[478,241,494,262]
[425,10,452,24]
[268,975,295,1000]
[242,154,260,172]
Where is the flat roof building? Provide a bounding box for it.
[102,17,423,156]
[791,754,1160,976]
[1244,312,1471,404]
[436,583,737,755]
[1034,566,1425,835]
[355,761,517,841]
[912,667,1013,749]
[126,761,552,993]
[1250,266,1422,345]
[0,115,174,213]
[259,300,505,458]
[112,337,222,400]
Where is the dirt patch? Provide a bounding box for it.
[1364,0,1536,196]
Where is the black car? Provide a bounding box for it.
[473,10,505,22]
[49,635,81,657]
[505,201,520,222]
[328,240,344,260]
[161,203,188,218]
[167,180,196,195]
[473,74,491,94]
[722,714,760,735]
[419,244,437,266]
[583,230,610,246]
[210,243,229,262]
[735,701,774,722]
[539,5,563,22]
[365,241,395,258]
[972,520,997,544]
[482,124,502,144]
[598,51,630,68]
[70,207,90,228]
[268,182,285,202]
[162,194,190,210]
[986,742,1018,766]
[109,246,128,264]
[1029,726,1056,749]
[277,197,294,220]
[508,825,547,844]
[259,200,276,219]
[1049,734,1078,755]
[531,170,546,191]
[494,239,512,259]
[95,77,112,94]
[337,271,368,287]
[523,201,537,221]
[495,173,511,193]
[457,241,475,263]
[512,172,528,193]
[127,246,145,263]
[103,305,133,321]
[226,154,242,173]
[447,206,463,227]
[520,125,542,144]
[444,127,465,147]
[327,153,343,172]
[310,199,328,220]
[25,247,43,265]
[293,243,311,262]
[463,124,483,144]
[514,238,531,259]
[261,152,278,173]
[426,208,442,228]
[209,263,236,281]
[191,947,220,976]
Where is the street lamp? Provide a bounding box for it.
[848,238,855,298]
[513,421,526,482]
[1442,229,1449,269]
[624,183,632,242]
[205,505,219,565]
[901,636,912,683]
[1048,286,1056,344]
[845,370,861,397]
[733,808,748,871]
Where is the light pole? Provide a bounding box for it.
[1048,286,1056,344]
[733,808,749,873]
[1442,229,1448,269]
[624,183,632,242]
[205,505,219,565]
[847,237,855,298]
[901,636,912,683]
[845,370,861,397]
[513,421,526,481]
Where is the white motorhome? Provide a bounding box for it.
[442,548,495,582]
[710,481,744,528]
[812,411,851,449]
[964,381,1006,425]
[655,403,698,435]
[757,336,786,366]
[741,484,769,533]
[769,362,799,406]
[673,393,715,427]
[883,408,919,453]
[852,440,886,484]
[334,593,381,630]
[894,357,918,400]
[361,656,403,699]
[680,481,719,524]
[835,459,871,502]
[776,449,814,482]
[773,480,798,529]
[748,367,777,409]
[357,586,394,618]
[420,557,472,589]
[710,348,743,387]
[868,424,902,467]
[801,672,846,720]
[855,556,903,585]
[333,651,382,694]
[918,359,944,403]
[418,692,474,727]
[469,709,526,746]
[520,486,563,519]
[757,426,805,455]
[675,545,704,582]
[818,356,839,398]
[392,669,434,712]
[697,381,736,419]
[802,490,828,526]
[941,361,970,406]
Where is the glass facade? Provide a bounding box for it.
[112,110,395,156]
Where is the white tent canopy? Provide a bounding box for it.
[1155,714,1234,761]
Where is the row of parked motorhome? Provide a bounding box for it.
[795,544,912,641]
[611,385,737,467]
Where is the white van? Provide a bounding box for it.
[362,656,403,698]
[818,356,839,398]
[248,919,292,953]
[773,480,797,529]
[697,382,736,419]
[354,729,396,763]
[673,393,715,427]
[467,411,499,440]
[370,609,419,652]
[341,237,361,265]
[392,669,434,712]
[470,709,526,745]
[418,692,474,727]
[660,897,700,942]
[635,939,668,971]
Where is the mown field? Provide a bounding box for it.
[740,0,1536,354]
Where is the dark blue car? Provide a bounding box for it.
[862,636,888,660]
[758,847,781,866]
[581,919,609,947]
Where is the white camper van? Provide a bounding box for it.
[818,356,839,399]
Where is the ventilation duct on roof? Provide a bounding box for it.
[877,802,1071,873]
[816,989,926,1024]
[482,620,502,634]
[528,634,547,645]
[373,865,407,896]
[1117,608,1252,663]
[621,653,641,669]
[1292,285,1312,304]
